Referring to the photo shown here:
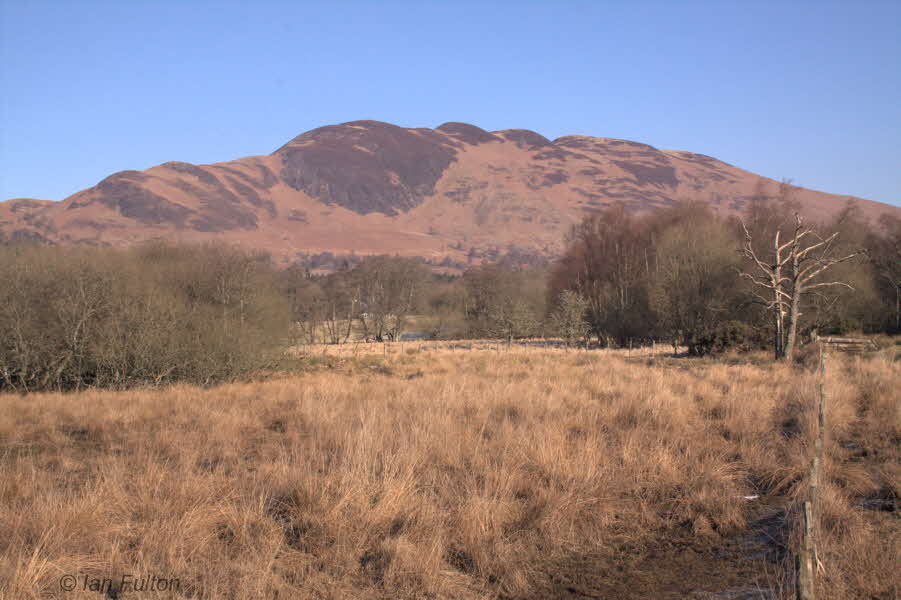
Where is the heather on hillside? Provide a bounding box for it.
[5,119,898,267]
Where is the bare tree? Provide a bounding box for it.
[740,213,861,361]
[463,263,543,341]
[739,223,792,359]
[783,216,862,359]
[277,267,327,344]
[321,273,356,344]
[549,204,651,346]
[867,214,901,331]
[650,212,738,353]
[351,256,429,342]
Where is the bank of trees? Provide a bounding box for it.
[277,255,547,344]
[225,193,898,362]
[0,242,290,392]
[277,256,431,344]
[548,193,898,356]
[2,194,897,392]
[281,200,900,356]
[462,263,546,341]
[547,201,743,351]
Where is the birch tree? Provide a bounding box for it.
[651,215,737,353]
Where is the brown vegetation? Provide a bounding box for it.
[2,345,897,599]
[0,243,290,391]
[549,198,900,354]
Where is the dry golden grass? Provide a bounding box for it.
[1,345,898,599]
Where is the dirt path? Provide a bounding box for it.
[527,504,789,600]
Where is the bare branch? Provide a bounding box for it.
[804,281,855,292]
[799,252,862,282]
[794,232,840,262]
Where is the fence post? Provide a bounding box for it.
[797,501,816,600]
[812,347,826,566]
[798,345,827,599]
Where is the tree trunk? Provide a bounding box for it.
[895,285,901,331]
[773,261,785,360]
[784,282,802,362]
[774,303,784,360]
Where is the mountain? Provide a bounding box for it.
[2,120,897,270]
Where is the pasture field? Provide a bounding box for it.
[1,344,898,599]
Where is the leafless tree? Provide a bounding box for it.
[867,214,901,331]
[351,256,429,342]
[740,214,861,361]
[549,204,650,346]
[650,211,738,353]
[277,267,327,344]
[321,274,356,344]
[463,263,543,341]
[739,222,791,359]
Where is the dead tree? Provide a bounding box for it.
[739,223,792,359]
[740,214,860,361]
[782,215,861,360]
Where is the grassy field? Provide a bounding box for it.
[1,344,898,599]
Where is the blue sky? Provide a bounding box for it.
[1,1,899,206]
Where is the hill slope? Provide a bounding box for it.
[2,120,897,269]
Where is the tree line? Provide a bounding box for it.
[548,187,899,360]
[278,189,898,361]
[1,188,898,390]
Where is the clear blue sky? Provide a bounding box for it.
[2,1,899,205]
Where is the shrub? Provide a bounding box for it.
[820,318,862,336]
[0,242,290,391]
[549,290,589,345]
[687,320,760,356]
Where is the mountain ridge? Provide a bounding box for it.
[2,120,897,269]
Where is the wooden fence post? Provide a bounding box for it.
[797,501,816,600]
[811,347,826,562]
[798,345,827,599]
